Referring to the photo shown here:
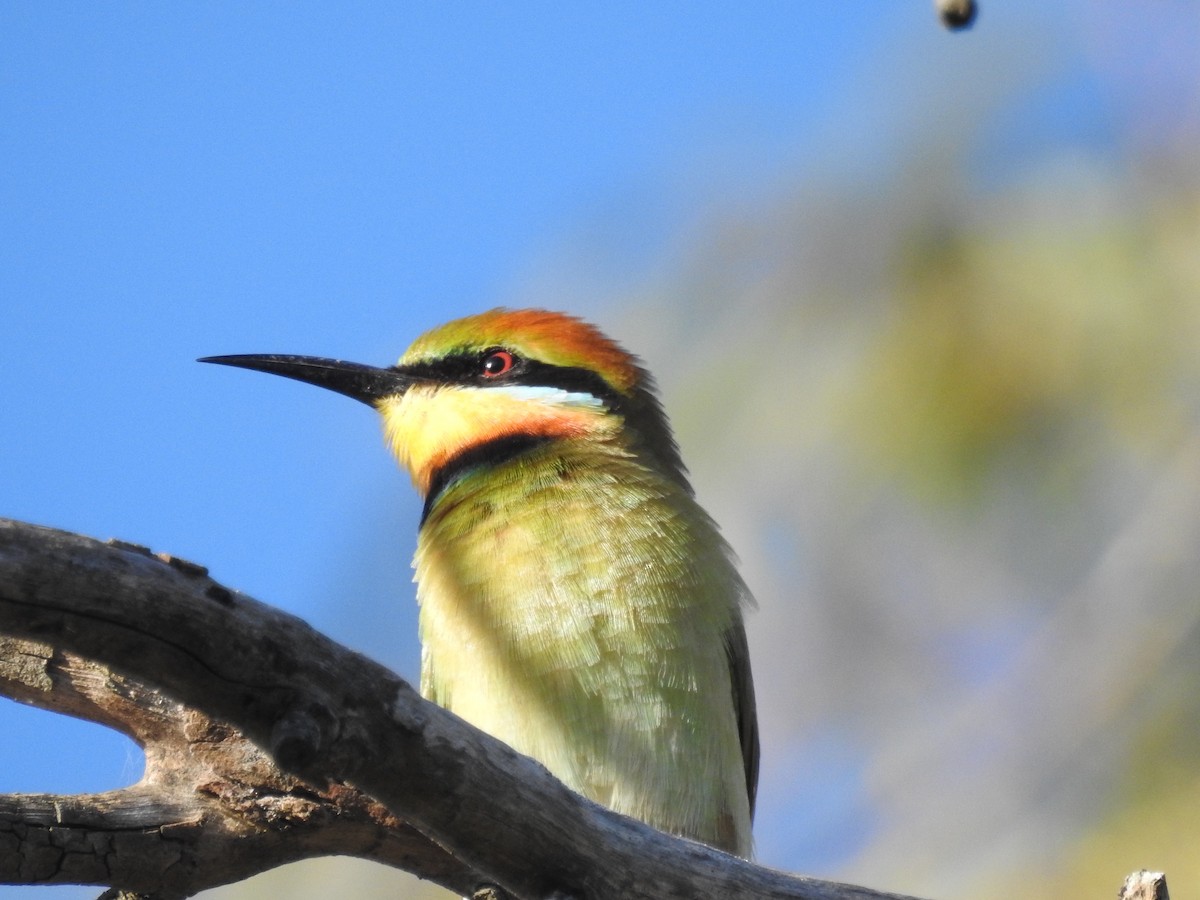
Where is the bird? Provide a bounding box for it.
[200,307,758,857]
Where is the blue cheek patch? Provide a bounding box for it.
[490,384,607,410]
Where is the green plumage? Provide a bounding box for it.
[415,434,756,856]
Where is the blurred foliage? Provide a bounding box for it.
[600,146,1200,899]
[989,625,1200,898]
[852,176,1199,506]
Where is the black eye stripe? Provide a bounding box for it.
[394,353,625,411]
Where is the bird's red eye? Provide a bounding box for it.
[481,349,515,378]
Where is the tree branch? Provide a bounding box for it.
[0,517,929,897]
[0,633,472,896]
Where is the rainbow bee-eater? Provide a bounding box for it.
[201,308,758,856]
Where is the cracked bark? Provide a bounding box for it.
[0,518,1168,899]
[0,635,470,896]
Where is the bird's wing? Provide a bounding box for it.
[724,617,760,819]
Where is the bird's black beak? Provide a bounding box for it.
[198,354,416,407]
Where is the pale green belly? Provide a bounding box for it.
[412,454,752,855]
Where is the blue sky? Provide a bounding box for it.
[1,2,1166,896]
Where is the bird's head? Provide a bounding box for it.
[201,308,686,498]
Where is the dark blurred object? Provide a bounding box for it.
[935,0,977,30]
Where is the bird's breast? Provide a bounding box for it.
[411,445,753,854]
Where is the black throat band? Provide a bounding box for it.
[421,433,553,525]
